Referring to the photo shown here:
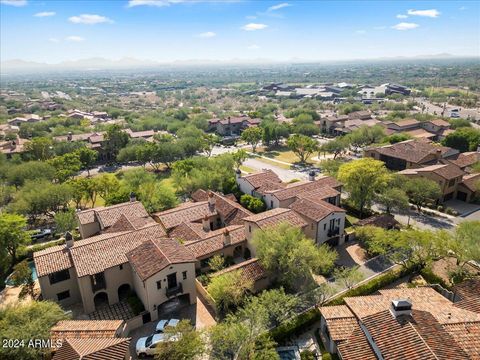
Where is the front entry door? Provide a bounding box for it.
[167,273,177,289]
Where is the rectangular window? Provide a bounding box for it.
[249,225,252,233]
[156,280,162,289]
[49,269,70,285]
[119,264,123,270]
[324,224,326,230]
[448,179,455,187]
[57,290,70,301]
[270,201,273,208]
[182,271,187,280]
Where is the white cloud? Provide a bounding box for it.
[0,0,27,6]
[407,9,440,18]
[268,2,291,11]
[355,30,366,34]
[0,0,27,7]
[34,11,56,17]
[197,31,216,38]
[242,23,268,31]
[48,38,59,43]
[248,44,260,50]
[396,14,408,19]
[127,0,185,7]
[69,14,113,24]
[392,22,419,31]
[66,36,85,42]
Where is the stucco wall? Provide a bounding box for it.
[38,267,81,307]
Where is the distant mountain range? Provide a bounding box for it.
[1,54,477,74]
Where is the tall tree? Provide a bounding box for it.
[241,127,264,153]
[287,134,318,164]
[376,187,410,214]
[403,177,442,211]
[232,149,248,171]
[337,158,391,217]
[252,223,337,291]
[104,125,129,159]
[24,137,54,161]
[208,270,254,314]
[319,137,350,159]
[155,320,205,360]
[0,213,30,268]
[76,147,98,176]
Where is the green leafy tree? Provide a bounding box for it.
[448,221,480,266]
[208,270,254,313]
[346,125,385,148]
[0,213,30,268]
[232,149,248,171]
[138,181,178,213]
[95,173,120,201]
[48,152,82,182]
[333,266,364,289]
[203,133,220,157]
[54,208,77,233]
[11,260,35,299]
[208,255,226,272]
[24,137,54,160]
[292,113,319,136]
[76,147,98,176]
[6,161,56,188]
[241,127,264,153]
[319,137,350,159]
[240,194,266,213]
[104,124,129,159]
[403,177,442,211]
[287,134,318,164]
[337,158,391,217]
[0,301,68,360]
[318,159,345,177]
[376,187,410,214]
[442,128,480,152]
[252,223,337,291]
[155,320,205,360]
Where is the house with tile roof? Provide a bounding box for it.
[52,337,131,360]
[34,221,197,318]
[50,320,126,343]
[212,258,269,293]
[319,286,480,359]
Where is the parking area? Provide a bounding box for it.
[128,296,215,359]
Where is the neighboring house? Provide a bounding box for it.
[208,115,261,136]
[319,115,349,134]
[381,119,452,141]
[319,286,480,359]
[398,163,466,202]
[0,136,29,157]
[456,173,480,202]
[364,139,459,171]
[76,199,154,239]
[348,110,372,120]
[50,320,126,343]
[442,151,480,173]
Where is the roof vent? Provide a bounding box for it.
[309,171,316,181]
[130,192,136,202]
[390,299,412,318]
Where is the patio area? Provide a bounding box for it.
[88,300,135,321]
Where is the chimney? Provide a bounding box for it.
[390,299,412,318]
[208,191,215,208]
[202,215,210,232]
[67,131,73,141]
[223,228,231,246]
[65,231,74,248]
[235,168,242,180]
[130,192,136,202]
[435,149,442,159]
[309,170,316,181]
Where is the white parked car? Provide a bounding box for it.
[155,318,180,333]
[136,333,180,358]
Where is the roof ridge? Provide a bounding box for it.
[407,321,440,360]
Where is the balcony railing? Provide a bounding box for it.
[166,283,183,298]
[327,227,340,237]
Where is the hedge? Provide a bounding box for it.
[270,307,321,344]
[420,266,451,290]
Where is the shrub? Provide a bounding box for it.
[420,267,451,289]
[300,350,316,360]
[270,308,321,344]
[437,205,444,212]
[445,207,456,215]
[240,194,266,213]
[127,291,145,316]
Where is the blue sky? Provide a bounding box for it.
[1,0,478,63]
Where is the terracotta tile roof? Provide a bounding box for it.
[296,186,340,200]
[169,221,206,242]
[51,320,123,342]
[94,201,149,228]
[392,118,420,127]
[34,245,73,277]
[366,139,456,164]
[320,305,354,319]
[241,169,282,190]
[127,237,195,281]
[289,198,344,222]
[68,225,167,277]
[184,225,246,259]
[445,151,480,169]
[443,322,480,359]
[400,163,465,180]
[337,327,376,360]
[429,119,450,127]
[460,173,480,192]
[243,208,308,230]
[355,214,401,229]
[154,202,217,230]
[405,128,436,139]
[267,176,341,201]
[213,258,266,283]
[52,338,130,360]
[453,278,480,314]
[77,209,95,225]
[326,317,359,342]
[360,309,468,360]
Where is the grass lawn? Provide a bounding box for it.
[346,214,360,228]
[258,145,321,165]
[239,165,255,174]
[253,156,292,170]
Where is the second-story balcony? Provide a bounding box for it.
[91,272,106,293]
[166,283,183,298]
[327,227,340,237]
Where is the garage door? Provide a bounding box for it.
[457,191,468,202]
